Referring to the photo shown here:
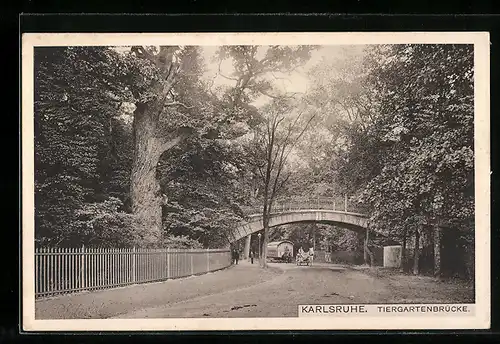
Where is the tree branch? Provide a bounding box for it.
[285,112,318,159]
[256,164,266,180]
[160,132,189,152]
[207,75,220,98]
[270,71,292,83]
[217,59,239,82]
[164,101,194,109]
[268,115,286,173]
[281,109,305,151]
[269,142,289,203]
[130,46,155,61]
[259,89,302,99]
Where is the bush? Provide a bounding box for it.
[160,235,204,249]
[69,197,142,248]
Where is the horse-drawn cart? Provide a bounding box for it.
[267,240,294,263]
[296,252,313,266]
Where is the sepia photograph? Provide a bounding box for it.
[21,32,490,331]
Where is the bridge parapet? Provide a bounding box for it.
[240,196,366,216]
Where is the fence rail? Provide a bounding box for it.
[34,247,232,299]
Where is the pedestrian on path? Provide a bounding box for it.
[232,249,238,265]
[308,247,314,265]
[298,246,304,258]
[250,250,254,264]
[235,249,240,265]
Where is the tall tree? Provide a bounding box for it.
[125,45,315,241]
[353,44,474,274]
[245,98,317,267]
[214,46,318,264]
[124,46,202,241]
[300,46,383,212]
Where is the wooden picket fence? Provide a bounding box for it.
[34,247,232,299]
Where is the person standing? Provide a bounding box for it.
[298,246,304,258]
[249,250,254,264]
[235,249,240,265]
[308,247,314,265]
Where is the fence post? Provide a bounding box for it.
[184,248,187,275]
[344,194,348,212]
[81,245,86,290]
[190,248,194,275]
[166,247,170,279]
[132,246,136,283]
[34,247,38,296]
[206,248,210,272]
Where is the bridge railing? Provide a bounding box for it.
[240,196,366,216]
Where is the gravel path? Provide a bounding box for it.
[112,263,474,318]
[36,261,474,319]
[35,263,281,319]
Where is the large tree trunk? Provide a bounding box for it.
[364,228,374,266]
[128,47,186,246]
[363,232,369,264]
[261,214,270,268]
[130,103,184,244]
[413,228,420,275]
[433,224,442,278]
[244,235,251,260]
[313,229,316,250]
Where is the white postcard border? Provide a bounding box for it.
[21,32,490,331]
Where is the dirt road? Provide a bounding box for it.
[35,263,281,319]
[111,262,474,319]
[36,261,473,319]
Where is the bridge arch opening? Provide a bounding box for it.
[230,208,400,268]
[231,209,371,243]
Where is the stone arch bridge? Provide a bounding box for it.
[227,197,386,260]
[231,209,371,243]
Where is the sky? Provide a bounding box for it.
[193,45,367,166]
[112,45,368,171]
[114,45,367,106]
[114,44,367,125]
[200,45,366,107]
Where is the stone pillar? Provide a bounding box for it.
[244,234,251,260]
[433,225,442,277]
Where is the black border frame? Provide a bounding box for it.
[10,12,500,343]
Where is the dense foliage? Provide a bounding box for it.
[289,44,474,275]
[34,46,253,248]
[358,45,475,238]
[34,47,133,247]
[34,44,475,276]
